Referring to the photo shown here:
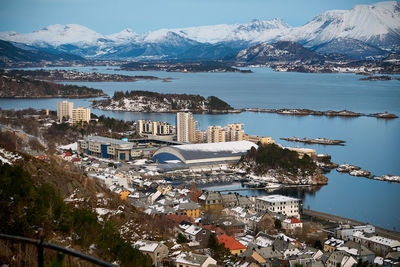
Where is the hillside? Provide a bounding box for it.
[120,61,251,73]
[92,90,234,113]
[233,41,326,64]
[0,72,104,98]
[0,147,178,266]
[0,40,84,67]
[239,144,328,185]
[0,151,152,266]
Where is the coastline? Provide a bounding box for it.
[92,104,398,119]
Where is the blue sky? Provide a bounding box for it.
[0,0,392,34]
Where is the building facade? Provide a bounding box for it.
[79,136,133,161]
[244,135,275,145]
[176,112,197,143]
[137,120,174,136]
[255,195,301,219]
[206,126,225,143]
[57,101,73,122]
[72,107,90,124]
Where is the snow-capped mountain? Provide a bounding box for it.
[169,18,290,44]
[0,24,103,46]
[284,1,400,52]
[0,1,398,60]
[233,41,325,64]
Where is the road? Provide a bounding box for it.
[303,209,400,240]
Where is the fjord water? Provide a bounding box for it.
[1,67,399,230]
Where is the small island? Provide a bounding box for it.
[120,61,252,73]
[4,69,173,83]
[281,137,346,146]
[238,143,328,185]
[92,90,237,113]
[243,108,398,119]
[0,73,105,98]
[336,164,400,183]
[360,75,400,81]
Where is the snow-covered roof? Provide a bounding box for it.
[153,141,257,164]
[59,142,78,151]
[134,240,160,252]
[185,225,203,236]
[175,252,210,266]
[257,194,299,203]
[354,231,400,248]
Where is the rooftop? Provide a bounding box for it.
[218,234,247,251]
[86,135,132,146]
[256,194,299,203]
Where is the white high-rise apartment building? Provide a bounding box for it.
[72,107,91,124]
[57,101,73,122]
[176,112,197,143]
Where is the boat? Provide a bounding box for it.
[265,183,282,189]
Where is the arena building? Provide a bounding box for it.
[152,141,257,167]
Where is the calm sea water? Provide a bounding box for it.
[1,66,399,230]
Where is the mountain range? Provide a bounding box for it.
[0,1,399,61]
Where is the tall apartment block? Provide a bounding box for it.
[176,112,197,143]
[72,107,91,124]
[137,120,174,136]
[57,101,73,122]
[206,123,245,143]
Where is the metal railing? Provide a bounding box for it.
[0,233,115,267]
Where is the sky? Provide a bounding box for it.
[0,0,393,34]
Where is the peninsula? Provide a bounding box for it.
[238,143,328,185]
[281,137,346,146]
[4,69,173,83]
[243,108,398,119]
[0,73,105,98]
[92,90,235,113]
[120,61,252,73]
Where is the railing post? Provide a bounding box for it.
[37,228,44,267]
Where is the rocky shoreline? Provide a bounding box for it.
[359,75,400,81]
[243,108,398,119]
[281,137,345,146]
[92,100,398,119]
[336,163,400,183]
[3,69,173,83]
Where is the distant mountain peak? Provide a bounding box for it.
[0,1,398,59]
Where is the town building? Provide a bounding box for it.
[72,107,90,124]
[79,135,133,161]
[182,224,211,248]
[335,224,375,241]
[255,195,301,219]
[353,231,400,256]
[324,238,345,253]
[285,147,316,159]
[244,135,275,145]
[218,234,247,256]
[176,112,197,143]
[134,240,168,267]
[326,251,357,267]
[57,100,73,122]
[177,201,201,219]
[206,125,226,143]
[137,120,174,138]
[175,252,216,267]
[199,191,223,211]
[282,217,303,231]
[152,141,257,167]
[205,123,245,143]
